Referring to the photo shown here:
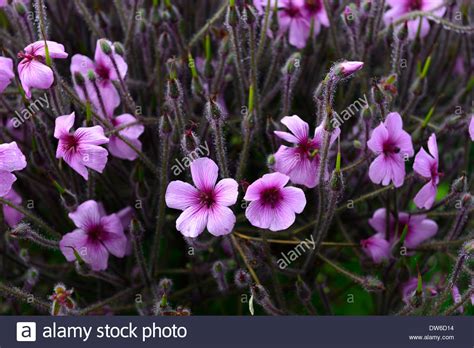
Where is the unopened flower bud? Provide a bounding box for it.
[181,130,200,155]
[342,5,356,27]
[283,52,301,75]
[159,112,173,136]
[362,0,372,13]
[337,61,364,78]
[362,276,385,292]
[397,21,409,42]
[212,261,228,292]
[330,170,344,192]
[296,278,312,302]
[205,98,224,121]
[87,70,96,82]
[73,72,85,87]
[451,176,466,193]
[158,278,173,297]
[15,1,27,16]
[25,267,39,286]
[113,42,124,56]
[267,154,275,167]
[99,39,112,55]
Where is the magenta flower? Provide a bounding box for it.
[367,112,414,188]
[360,232,391,264]
[0,141,27,197]
[274,115,339,188]
[469,116,474,141]
[0,57,14,93]
[59,200,127,271]
[18,40,68,98]
[108,114,144,161]
[244,172,306,231]
[1,188,24,227]
[362,208,438,259]
[165,157,239,238]
[384,0,446,40]
[413,133,440,209]
[54,112,109,180]
[254,0,329,49]
[70,39,127,118]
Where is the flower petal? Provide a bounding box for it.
[281,186,306,213]
[75,126,109,145]
[0,171,17,197]
[69,200,102,230]
[78,144,109,174]
[413,181,437,209]
[176,205,208,238]
[190,157,218,191]
[165,181,199,210]
[207,205,236,236]
[0,142,27,172]
[214,178,239,206]
[405,218,438,248]
[54,112,75,139]
[59,229,88,262]
[280,115,309,142]
[18,59,54,98]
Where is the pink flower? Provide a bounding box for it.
[0,57,14,93]
[413,133,440,209]
[1,188,24,227]
[254,0,329,49]
[367,112,414,188]
[384,0,446,40]
[59,200,127,271]
[108,114,144,161]
[362,208,438,261]
[401,277,419,303]
[469,116,474,141]
[54,112,109,180]
[244,172,306,231]
[0,141,27,197]
[70,39,127,118]
[165,157,239,237]
[274,115,340,188]
[360,232,391,264]
[18,40,68,98]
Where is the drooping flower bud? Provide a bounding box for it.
[212,260,228,293]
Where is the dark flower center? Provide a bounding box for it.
[95,63,110,81]
[63,134,79,152]
[261,187,282,208]
[304,0,322,15]
[284,1,303,18]
[298,140,319,160]
[408,0,423,11]
[383,142,400,155]
[199,190,216,208]
[87,224,105,241]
